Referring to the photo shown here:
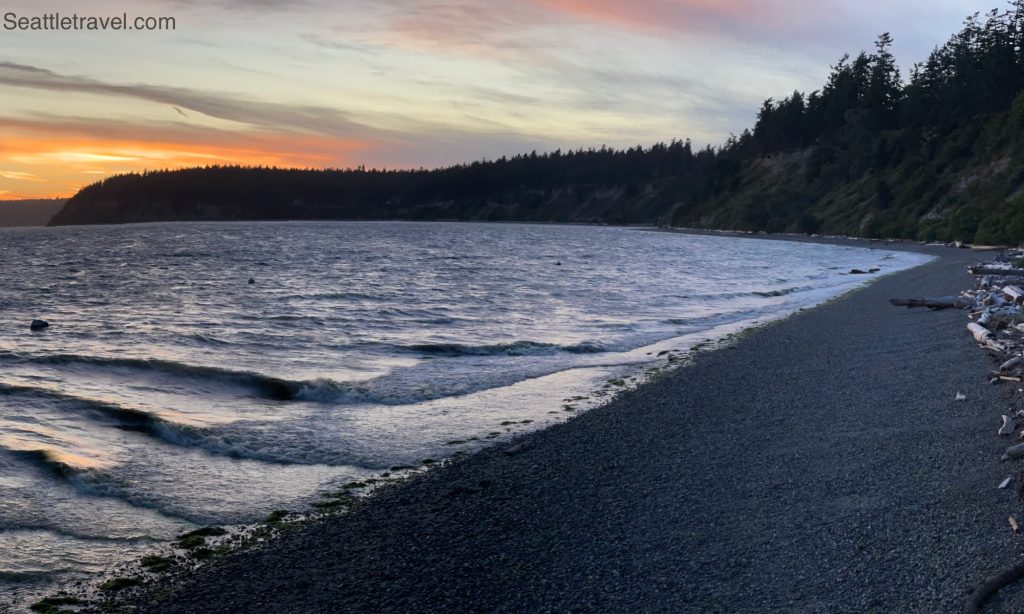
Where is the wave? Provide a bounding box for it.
[5,449,81,480]
[1,347,608,407]
[0,524,163,545]
[0,351,301,401]
[0,382,375,467]
[0,569,63,583]
[752,285,813,297]
[407,340,605,357]
[0,383,286,463]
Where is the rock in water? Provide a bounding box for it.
[29,319,49,331]
[248,277,256,284]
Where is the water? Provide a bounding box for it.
[0,221,931,604]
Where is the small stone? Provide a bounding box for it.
[955,391,966,401]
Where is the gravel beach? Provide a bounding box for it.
[141,241,1021,614]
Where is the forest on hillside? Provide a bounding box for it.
[51,4,1024,244]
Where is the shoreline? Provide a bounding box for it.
[80,237,1019,613]
[6,226,934,612]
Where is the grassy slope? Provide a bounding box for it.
[675,99,1024,244]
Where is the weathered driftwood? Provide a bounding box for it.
[1000,356,1022,372]
[1002,442,1024,461]
[889,296,973,309]
[968,322,995,344]
[970,265,1024,277]
[963,560,1024,613]
[1005,285,1024,304]
[1000,415,1016,436]
[999,476,1013,489]
[978,310,994,327]
[968,323,1006,351]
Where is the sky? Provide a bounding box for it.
[0,0,990,199]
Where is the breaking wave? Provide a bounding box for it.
[407,340,605,357]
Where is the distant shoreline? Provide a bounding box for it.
[0,199,65,227]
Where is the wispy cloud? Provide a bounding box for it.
[0,62,373,138]
[0,170,40,181]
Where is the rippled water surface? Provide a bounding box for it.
[0,221,931,603]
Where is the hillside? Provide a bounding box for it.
[50,7,1024,244]
[0,199,66,227]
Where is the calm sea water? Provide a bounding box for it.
[0,221,931,603]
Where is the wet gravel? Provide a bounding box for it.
[141,243,1022,613]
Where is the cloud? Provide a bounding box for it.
[0,62,373,138]
[0,61,571,160]
[0,170,40,181]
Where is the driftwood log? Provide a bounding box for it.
[968,322,996,344]
[1005,285,1024,304]
[978,310,993,327]
[889,296,974,309]
[969,265,1024,277]
[964,561,1024,613]
[1002,442,1024,461]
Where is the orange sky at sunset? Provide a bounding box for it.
[0,0,986,199]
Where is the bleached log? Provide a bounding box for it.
[1000,415,1016,436]
[968,323,1005,351]
[978,310,993,327]
[987,340,1008,353]
[1005,285,1024,304]
[969,322,996,344]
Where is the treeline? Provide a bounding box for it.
[51,143,737,226]
[693,5,1024,242]
[51,5,1024,244]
